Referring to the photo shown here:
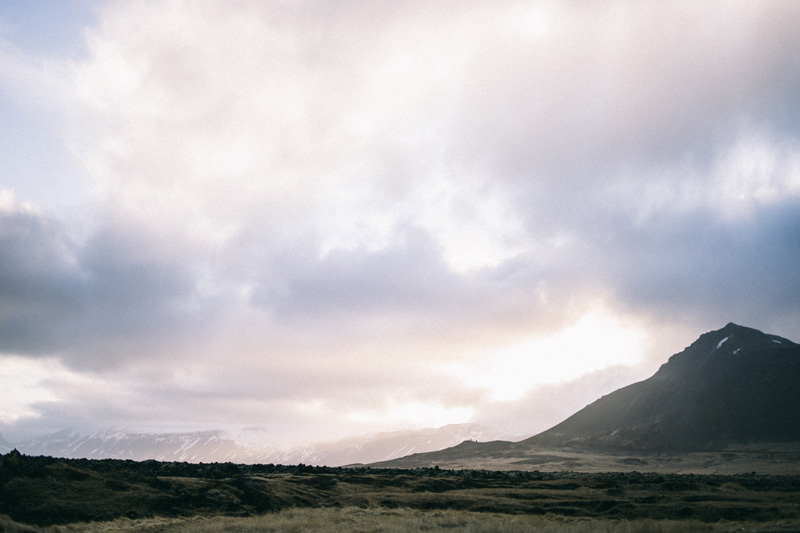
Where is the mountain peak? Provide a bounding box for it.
[372,323,800,469]
[721,321,752,333]
[713,322,794,342]
[521,323,800,451]
[716,322,783,339]
[655,323,795,378]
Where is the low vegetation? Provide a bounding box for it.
[1,450,799,531]
[26,508,800,533]
[6,508,800,532]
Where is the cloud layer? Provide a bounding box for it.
[1,0,800,443]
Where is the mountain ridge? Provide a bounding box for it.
[370,323,800,472]
[523,322,800,451]
[8,423,519,466]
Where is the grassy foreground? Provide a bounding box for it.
[2,451,800,531]
[10,507,798,533]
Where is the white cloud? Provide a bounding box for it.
[713,135,800,219]
[2,0,800,443]
[0,189,35,214]
[66,0,800,266]
[446,309,648,402]
[0,355,84,423]
[347,400,475,430]
[68,1,539,267]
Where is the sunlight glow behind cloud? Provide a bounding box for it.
[347,400,475,430]
[0,356,82,424]
[1,0,799,445]
[447,310,647,402]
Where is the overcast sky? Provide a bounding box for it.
[1,0,799,444]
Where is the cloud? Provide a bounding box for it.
[471,364,646,438]
[2,0,800,442]
[606,198,800,330]
[458,1,800,174]
[0,193,211,369]
[0,196,82,354]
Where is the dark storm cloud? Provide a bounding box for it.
[246,222,593,347]
[603,200,800,330]
[0,208,83,353]
[254,227,469,317]
[0,207,209,369]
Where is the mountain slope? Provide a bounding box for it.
[371,323,800,471]
[312,424,508,465]
[524,323,800,451]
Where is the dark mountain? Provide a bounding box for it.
[371,323,800,471]
[522,323,800,451]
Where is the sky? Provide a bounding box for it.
[1,0,800,445]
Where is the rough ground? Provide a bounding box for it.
[1,451,800,529]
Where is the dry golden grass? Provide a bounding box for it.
[44,507,800,533]
[0,513,40,532]
[4,454,799,531]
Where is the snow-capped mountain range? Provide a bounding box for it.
[1,424,521,466]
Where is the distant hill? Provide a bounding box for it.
[372,323,800,472]
[10,424,512,466]
[308,424,512,465]
[16,429,242,463]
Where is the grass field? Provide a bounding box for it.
[18,507,800,533]
[2,451,799,531]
